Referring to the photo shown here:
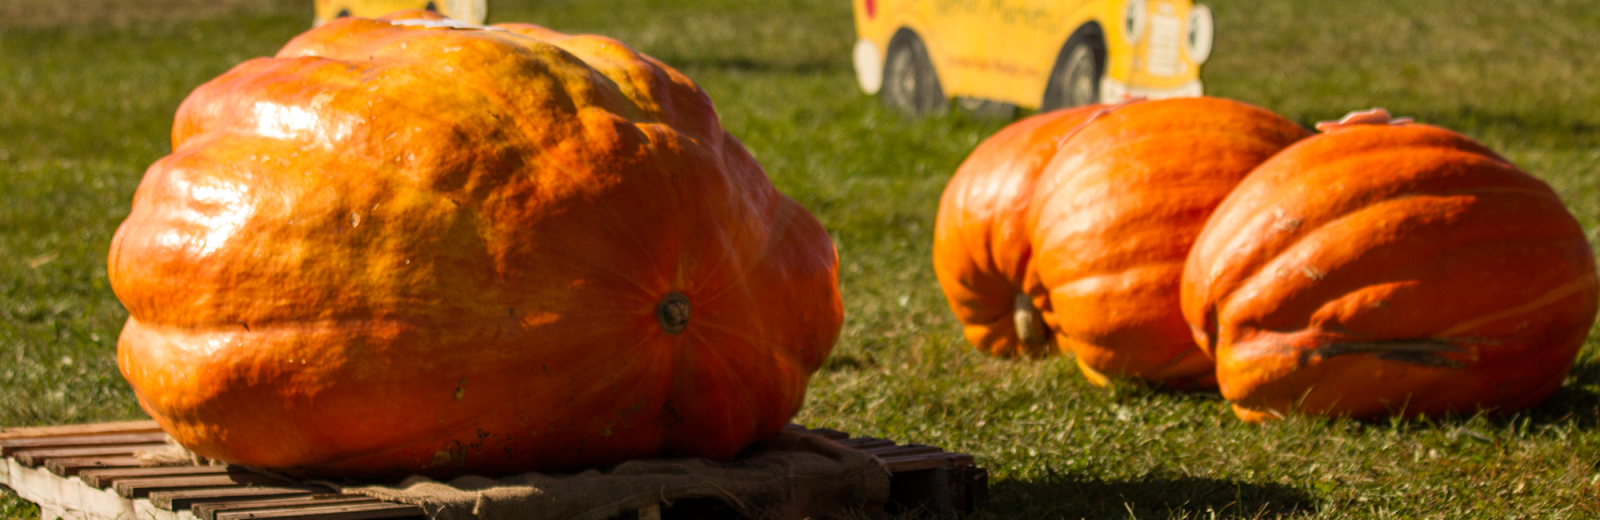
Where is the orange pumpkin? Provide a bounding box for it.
[1181,109,1599,422]
[1028,97,1309,389]
[108,12,842,478]
[933,105,1105,358]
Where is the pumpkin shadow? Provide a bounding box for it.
[985,474,1317,519]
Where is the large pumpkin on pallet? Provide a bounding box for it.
[1181,110,1598,422]
[933,105,1104,358]
[1028,97,1309,389]
[109,12,842,478]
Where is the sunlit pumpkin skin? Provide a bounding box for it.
[933,105,1104,358]
[109,12,842,478]
[1181,113,1598,422]
[1028,97,1309,389]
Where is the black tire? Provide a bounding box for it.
[425,2,439,12]
[1041,27,1106,111]
[956,97,1017,121]
[881,31,947,116]
[336,8,351,18]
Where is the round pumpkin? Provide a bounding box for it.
[1028,97,1310,389]
[108,12,842,478]
[1181,109,1598,422]
[933,105,1105,358]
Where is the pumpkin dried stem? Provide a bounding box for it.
[1303,339,1465,369]
[1012,292,1049,350]
[1315,108,1415,132]
[657,292,691,335]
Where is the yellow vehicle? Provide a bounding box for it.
[852,0,1212,115]
[313,0,487,26]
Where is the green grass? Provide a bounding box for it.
[3,1,1600,518]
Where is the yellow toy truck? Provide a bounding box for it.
[313,0,487,26]
[852,0,1213,116]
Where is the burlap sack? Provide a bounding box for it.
[333,430,891,520]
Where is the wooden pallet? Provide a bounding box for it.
[2,421,986,519]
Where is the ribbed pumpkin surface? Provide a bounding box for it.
[933,105,1103,358]
[1028,97,1309,389]
[1182,119,1598,421]
[109,12,842,478]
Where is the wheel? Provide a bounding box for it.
[881,32,947,116]
[956,97,1017,120]
[1041,38,1103,111]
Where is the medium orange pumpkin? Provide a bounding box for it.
[1028,97,1309,389]
[933,105,1104,358]
[109,12,842,478]
[1181,109,1599,422]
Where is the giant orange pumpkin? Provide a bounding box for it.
[1028,97,1309,389]
[108,12,842,478]
[1181,110,1599,422]
[933,105,1105,358]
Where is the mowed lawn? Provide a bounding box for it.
[3,0,1600,518]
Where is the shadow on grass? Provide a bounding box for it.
[989,474,1316,519]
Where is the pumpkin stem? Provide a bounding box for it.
[1052,96,1147,148]
[1013,292,1049,349]
[1314,108,1415,132]
[1301,339,1465,369]
[657,292,691,335]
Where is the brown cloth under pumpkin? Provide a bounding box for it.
[330,430,891,520]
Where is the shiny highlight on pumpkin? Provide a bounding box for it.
[1182,115,1598,422]
[109,11,842,478]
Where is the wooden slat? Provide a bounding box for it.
[152,486,322,510]
[880,452,974,473]
[115,473,292,498]
[16,443,172,467]
[836,438,896,450]
[80,465,233,488]
[43,456,146,476]
[4,421,988,518]
[803,428,850,440]
[0,431,170,455]
[864,444,944,459]
[0,420,163,440]
[194,496,380,520]
[212,501,424,520]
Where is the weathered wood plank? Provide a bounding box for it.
[16,442,172,467]
[0,420,163,440]
[880,452,974,473]
[152,486,323,510]
[5,455,139,519]
[6,421,990,518]
[194,496,381,520]
[43,456,146,476]
[80,465,233,488]
[802,428,850,440]
[865,444,944,459]
[115,473,292,498]
[211,501,425,520]
[836,437,896,450]
[0,431,170,456]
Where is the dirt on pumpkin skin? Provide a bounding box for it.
[0,0,301,27]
